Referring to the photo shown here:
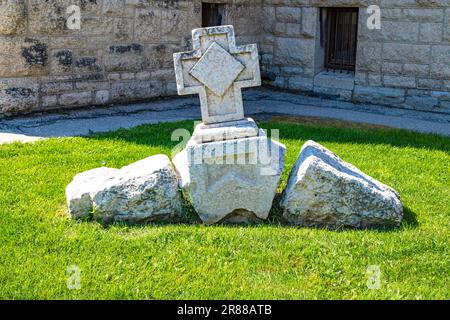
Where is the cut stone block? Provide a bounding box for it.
[191,118,259,143]
[173,131,286,225]
[66,154,182,224]
[281,140,403,229]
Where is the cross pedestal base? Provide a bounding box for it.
[191,118,259,143]
[173,129,286,225]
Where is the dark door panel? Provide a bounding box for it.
[325,8,359,71]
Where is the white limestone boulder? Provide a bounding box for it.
[66,167,118,220]
[281,141,403,229]
[66,155,182,224]
[173,131,286,225]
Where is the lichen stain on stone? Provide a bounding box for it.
[4,87,36,98]
[72,73,104,82]
[0,0,27,34]
[138,11,155,20]
[55,50,73,66]
[75,57,97,68]
[154,44,167,53]
[21,38,48,66]
[157,0,182,9]
[75,57,101,72]
[80,0,98,10]
[109,44,144,54]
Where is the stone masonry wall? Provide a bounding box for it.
[0,0,262,116]
[260,0,450,114]
[1,0,450,116]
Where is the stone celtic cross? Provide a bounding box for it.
[173,25,261,124]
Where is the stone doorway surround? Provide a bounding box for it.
[309,7,358,100]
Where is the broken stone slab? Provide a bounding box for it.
[191,117,259,143]
[173,130,286,225]
[280,140,403,229]
[66,154,183,224]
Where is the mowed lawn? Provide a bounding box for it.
[0,120,449,299]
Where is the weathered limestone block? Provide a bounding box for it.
[0,0,27,35]
[287,75,313,91]
[301,7,316,38]
[418,78,442,90]
[382,43,430,64]
[40,80,74,96]
[444,9,450,42]
[430,45,450,78]
[281,141,403,229]
[50,49,74,74]
[360,21,419,42]
[28,0,75,35]
[41,95,58,109]
[274,38,315,66]
[110,80,164,102]
[404,95,440,111]
[66,155,183,224]
[102,0,124,16]
[0,37,48,77]
[403,63,430,77]
[276,7,301,23]
[353,86,405,106]
[228,3,261,37]
[106,44,146,72]
[419,23,443,42]
[0,78,39,115]
[380,8,403,20]
[59,91,92,107]
[51,50,103,76]
[148,43,182,69]
[440,100,450,113]
[135,8,161,42]
[80,16,114,36]
[94,90,110,104]
[161,9,193,42]
[80,0,102,14]
[356,41,382,73]
[308,0,368,5]
[113,17,134,41]
[262,5,276,33]
[173,131,286,225]
[403,9,444,22]
[383,75,416,89]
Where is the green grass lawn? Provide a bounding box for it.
[0,120,449,299]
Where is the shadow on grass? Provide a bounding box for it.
[84,119,427,232]
[90,119,450,154]
[402,207,419,228]
[88,193,418,233]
